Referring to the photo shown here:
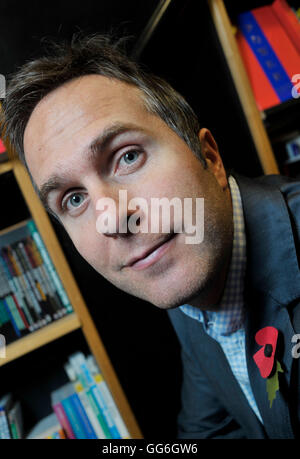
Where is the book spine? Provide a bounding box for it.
[79,362,120,438]
[3,247,45,328]
[0,249,38,331]
[0,260,25,335]
[0,298,19,343]
[84,389,111,439]
[9,245,50,325]
[0,409,11,439]
[27,221,73,313]
[0,253,34,331]
[238,9,293,103]
[19,240,64,320]
[5,295,26,333]
[11,244,52,323]
[61,397,88,439]
[52,402,76,439]
[0,298,10,326]
[1,297,21,338]
[7,403,23,439]
[8,420,18,439]
[25,237,67,318]
[91,370,130,439]
[68,355,111,438]
[236,29,280,110]
[272,0,300,55]
[252,5,300,80]
[72,381,106,438]
[69,392,97,439]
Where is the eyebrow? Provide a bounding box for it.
[38,122,146,211]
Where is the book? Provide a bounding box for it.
[272,0,300,54]
[0,393,13,439]
[6,245,49,327]
[0,245,41,332]
[0,138,8,163]
[69,352,125,439]
[0,411,11,439]
[7,401,23,439]
[24,236,67,318]
[20,239,66,320]
[64,362,107,439]
[0,297,21,343]
[0,219,74,344]
[252,4,300,80]
[236,29,281,110]
[1,246,45,333]
[51,397,76,439]
[87,355,130,439]
[0,266,23,339]
[14,241,61,322]
[68,353,113,439]
[51,382,97,439]
[26,221,73,314]
[237,3,300,110]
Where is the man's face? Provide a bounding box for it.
[24,74,233,309]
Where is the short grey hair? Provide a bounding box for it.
[1,33,207,171]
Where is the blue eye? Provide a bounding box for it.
[122,150,139,165]
[68,193,84,208]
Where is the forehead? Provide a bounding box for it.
[23,75,150,182]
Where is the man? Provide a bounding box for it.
[1,34,300,439]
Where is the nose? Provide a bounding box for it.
[94,188,142,238]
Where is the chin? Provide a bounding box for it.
[145,279,206,310]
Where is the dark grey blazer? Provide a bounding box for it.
[167,173,300,439]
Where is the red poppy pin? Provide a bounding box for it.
[253,326,283,408]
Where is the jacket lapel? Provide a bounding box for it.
[235,173,300,438]
[185,314,267,438]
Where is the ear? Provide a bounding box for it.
[198,128,228,191]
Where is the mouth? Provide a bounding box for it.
[125,233,176,271]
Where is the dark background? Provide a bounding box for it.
[0,0,293,438]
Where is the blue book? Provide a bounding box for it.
[68,392,97,439]
[69,353,120,439]
[1,297,21,338]
[237,10,293,104]
[52,383,97,439]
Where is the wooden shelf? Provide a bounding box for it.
[0,160,13,176]
[0,218,30,237]
[7,158,143,438]
[0,313,81,367]
[207,0,280,175]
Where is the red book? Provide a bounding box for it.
[236,30,281,110]
[52,402,76,439]
[252,5,300,80]
[0,138,6,154]
[271,0,300,54]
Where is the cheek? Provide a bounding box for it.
[65,221,109,270]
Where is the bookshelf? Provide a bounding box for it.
[207,0,300,177]
[0,156,143,439]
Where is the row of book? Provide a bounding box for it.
[0,219,73,345]
[0,352,130,439]
[0,394,23,439]
[235,0,300,111]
